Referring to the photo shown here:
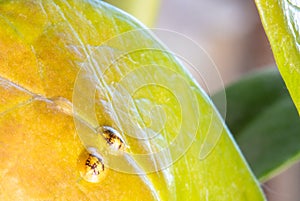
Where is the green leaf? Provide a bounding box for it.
[212,68,300,182]
[0,0,266,200]
[104,0,160,27]
[255,0,300,114]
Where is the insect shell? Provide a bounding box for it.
[78,151,106,183]
[99,126,126,152]
[78,126,126,183]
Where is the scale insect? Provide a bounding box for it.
[78,126,126,183]
[98,126,126,151]
[78,151,106,183]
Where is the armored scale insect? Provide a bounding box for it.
[79,126,126,183]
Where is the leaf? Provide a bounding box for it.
[103,0,161,27]
[255,0,300,114]
[0,0,265,200]
[212,68,300,182]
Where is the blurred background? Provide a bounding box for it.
[106,0,300,200]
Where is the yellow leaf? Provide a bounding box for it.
[0,0,265,200]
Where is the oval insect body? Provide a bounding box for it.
[99,126,126,151]
[78,151,106,183]
[83,154,105,183]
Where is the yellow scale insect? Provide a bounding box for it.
[99,126,126,152]
[79,126,126,183]
[78,150,106,184]
[83,154,105,183]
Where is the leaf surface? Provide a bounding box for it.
[213,69,300,182]
[0,0,265,200]
[255,0,300,114]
